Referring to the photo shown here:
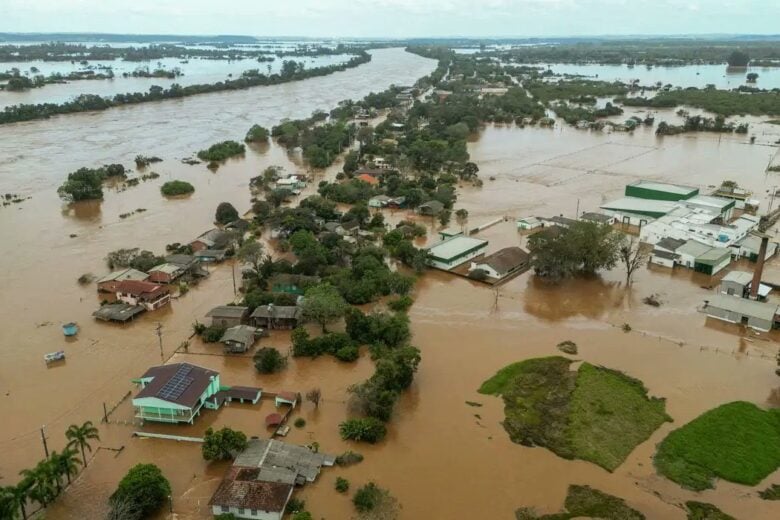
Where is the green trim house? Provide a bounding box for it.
[132,363,221,424]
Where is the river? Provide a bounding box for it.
[1,47,779,519]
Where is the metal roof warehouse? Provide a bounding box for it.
[426,235,488,270]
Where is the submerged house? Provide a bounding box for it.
[190,228,234,252]
[702,295,779,332]
[251,304,301,330]
[147,263,184,284]
[209,439,334,520]
[115,280,171,311]
[96,268,149,293]
[268,274,319,295]
[132,363,221,424]
[220,325,258,354]
[417,200,445,216]
[469,247,530,280]
[206,306,250,328]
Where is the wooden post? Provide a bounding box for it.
[103,402,109,423]
[40,426,49,459]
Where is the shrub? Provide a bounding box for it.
[353,482,382,512]
[109,463,171,520]
[285,498,305,514]
[387,295,414,312]
[339,418,387,443]
[291,513,313,520]
[245,124,270,142]
[202,427,248,461]
[294,418,306,428]
[759,484,780,500]
[335,451,364,466]
[201,325,226,343]
[335,344,360,362]
[197,140,245,161]
[556,341,578,355]
[160,180,195,196]
[254,347,287,374]
[335,477,350,493]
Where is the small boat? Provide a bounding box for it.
[62,322,79,336]
[44,351,66,364]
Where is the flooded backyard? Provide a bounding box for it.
[0,47,779,519]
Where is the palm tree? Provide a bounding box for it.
[52,448,81,485]
[19,462,56,509]
[65,421,100,467]
[9,481,30,519]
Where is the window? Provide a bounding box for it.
[221,506,229,513]
[238,508,245,515]
[251,510,257,516]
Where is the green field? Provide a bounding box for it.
[654,401,780,490]
[515,484,645,520]
[480,357,671,471]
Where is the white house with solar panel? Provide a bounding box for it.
[132,363,222,424]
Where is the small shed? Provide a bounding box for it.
[693,248,731,276]
[275,392,298,408]
[219,325,257,353]
[206,306,249,328]
[516,216,542,231]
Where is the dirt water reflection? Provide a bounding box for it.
[2,52,780,518]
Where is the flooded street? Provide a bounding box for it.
[1,47,779,519]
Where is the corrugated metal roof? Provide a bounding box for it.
[706,295,778,322]
[427,235,488,260]
[600,197,677,215]
[628,180,698,196]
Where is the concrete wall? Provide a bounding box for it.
[211,505,282,520]
[650,253,675,268]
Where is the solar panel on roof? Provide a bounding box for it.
[157,365,196,401]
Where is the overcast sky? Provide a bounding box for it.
[2,0,778,38]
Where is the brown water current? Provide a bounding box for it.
[1,51,779,519]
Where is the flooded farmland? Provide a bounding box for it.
[1,47,779,520]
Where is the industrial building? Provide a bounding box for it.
[425,235,489,270]
[702,295,779,332]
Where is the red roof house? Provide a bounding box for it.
[115,280,171,311]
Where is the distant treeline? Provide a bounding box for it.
[0,42,371,63]
[484,40,780,66]
[0,33,258,44]
[0,52,371,125]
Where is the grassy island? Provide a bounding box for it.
[480,356,671,471]
[654,401,780,490]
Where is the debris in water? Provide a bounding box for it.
[465,401,483,407]
[643,294,662,307]
[557,340,578,355]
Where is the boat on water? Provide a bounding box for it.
[62,322,79,336]
[44,351,66,364]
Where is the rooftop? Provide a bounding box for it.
[96,268,149,284]
[656,237,686,252]
[696,247,731,265]
[164,254,197,267]
[206,305,249,319]
[135,363,217,409]
[427,235,488,261]
[476,247,529,276]
[92,303,145,322]
[149,263,181,275]
[251,305,300,320]
[627,180,698,196]
[722,271,754,286]
[208,466,293,513]
[220,325,256,346]
[580,212,612,223]
[706,294,779,322]
[115,280,169,299]
[685,195,735,212]
[677,240,713,259]
[600,197,678,216]
[234,439,335,483]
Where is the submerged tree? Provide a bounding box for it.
[619,236,650,286]
[65,421,100,468]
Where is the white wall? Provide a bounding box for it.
[211,505,282,520]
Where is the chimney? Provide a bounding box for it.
[750,235,769,299]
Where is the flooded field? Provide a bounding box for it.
[1,47,779,519]
[0,54,356,109]
[525,62,780,89]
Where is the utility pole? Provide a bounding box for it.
[155,323,164,362]
[231,261,237,295]
[40,426,49,459]
[575,198,580,219]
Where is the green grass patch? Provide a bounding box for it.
[568,364,671,471]
[654,401,780,491]
[160,180,194,196]
[685,501,735,520]
[515,484,645,519]
[481,357,670,472]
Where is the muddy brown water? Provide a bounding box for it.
[1,50,779,519]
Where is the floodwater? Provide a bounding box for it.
[1,47,779,519]
[0,54,356,109]
[526,62,780,89]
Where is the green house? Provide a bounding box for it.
[132,363,221,424]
